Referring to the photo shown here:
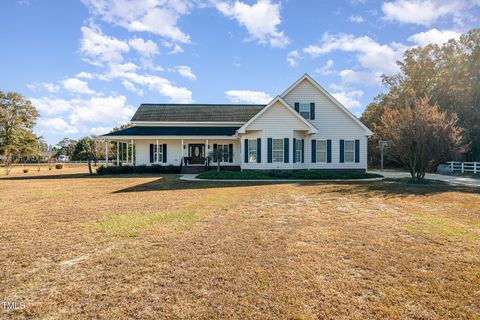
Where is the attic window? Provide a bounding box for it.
[299,103,310,119]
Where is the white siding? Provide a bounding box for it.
[134,139,240,166]
[282,79,369,170]
[241,101,311,170]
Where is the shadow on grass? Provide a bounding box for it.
[113,176,479,196]
[0,172,169,181]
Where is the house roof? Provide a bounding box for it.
[103,126,240,137]
[131,104,266,122]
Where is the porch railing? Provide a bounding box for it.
[447,161,479,174]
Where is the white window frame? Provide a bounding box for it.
[248,140,257,163]
[154,144,163,163]
[272,139,284,163]
[316,140,327,163]
[295,139,302,163]
[344,140,355,163]
[298,103,310,119]
[216,144,231,163]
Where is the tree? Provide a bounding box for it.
[75,137,96,174]
[376,97,466,181]
[362,28,480,164]
[56,138,77,159]
[208,149,223,172]
[0,91,39,174]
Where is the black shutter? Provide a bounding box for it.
[301,139,305,163]
[327,139,332,163]
[284,138,289,163]
[213,144,218,162]
[294,102,299,113]
[292,138,296,163]
[244,139,249,163]
[340,140,345,163]
[256,138,261,163]
[149,144,154,163]
[355,139,360,163]
[311,140,316,163]
[267,138,272,163]
[310,102,315,120]
[163,144,167,163]
[229,144,233,163]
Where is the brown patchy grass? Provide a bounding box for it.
[1,167,479,319]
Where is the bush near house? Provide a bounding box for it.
[197,170,382,180]
[96,164,180,175]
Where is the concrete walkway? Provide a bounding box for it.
[370,169,480,187]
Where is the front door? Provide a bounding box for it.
[188,144,205,164]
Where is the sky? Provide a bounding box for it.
[1,0,479,144]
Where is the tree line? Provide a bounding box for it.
[0,91,124,175]
[361,28,479,181]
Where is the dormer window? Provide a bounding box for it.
[294,102,315,120]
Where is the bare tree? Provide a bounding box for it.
[377,97,466,181]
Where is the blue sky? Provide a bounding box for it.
[1,0,479,144]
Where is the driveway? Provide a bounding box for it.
[370,169,480,187]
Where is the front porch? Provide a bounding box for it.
[103,136,242,172]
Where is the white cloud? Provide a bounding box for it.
[121,80,144,96]
[29,97,72,115]
[128,37,159,57]
[80,25,129,65]
[408,28,462,46]
[82,0,193,43]
[176,65,196,80]
[120,72,193,103]
[217,0,289,48]
[169,43,184,54]
[331,88,364,111]
[315,59,334,75]
[381,0,477,25]
[287,50,300,67]
[62,78,96,95]
[348,15,364,23]
[304,33,407,76]
[225,90,272,104]
[339,69,382,85]
[27,82,60,93]
[90,126,113,135]
[76,71,95,79]
[68,95,135,126]
[37,117,78,134]
[33,95,135,135]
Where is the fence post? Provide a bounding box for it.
[461,162,464,173]
[474,162,477,174]
[450,161,454,173]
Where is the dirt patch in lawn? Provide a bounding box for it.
[1,167,479,319]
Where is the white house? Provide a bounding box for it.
[104,74,373,173]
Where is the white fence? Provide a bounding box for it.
[447,161,479,174]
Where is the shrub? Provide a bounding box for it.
[96,164,181,175]
[55,164,63,169]
[23,168,29,173]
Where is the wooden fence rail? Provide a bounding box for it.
[447,161,478,174]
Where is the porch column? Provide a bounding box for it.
[105,141,109,166]
[126,142,129,165]
[156,139,159,163]
[116,141,119,166]
[205,139,208,163]
[181,139,184,163]
[131,139,134,166]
